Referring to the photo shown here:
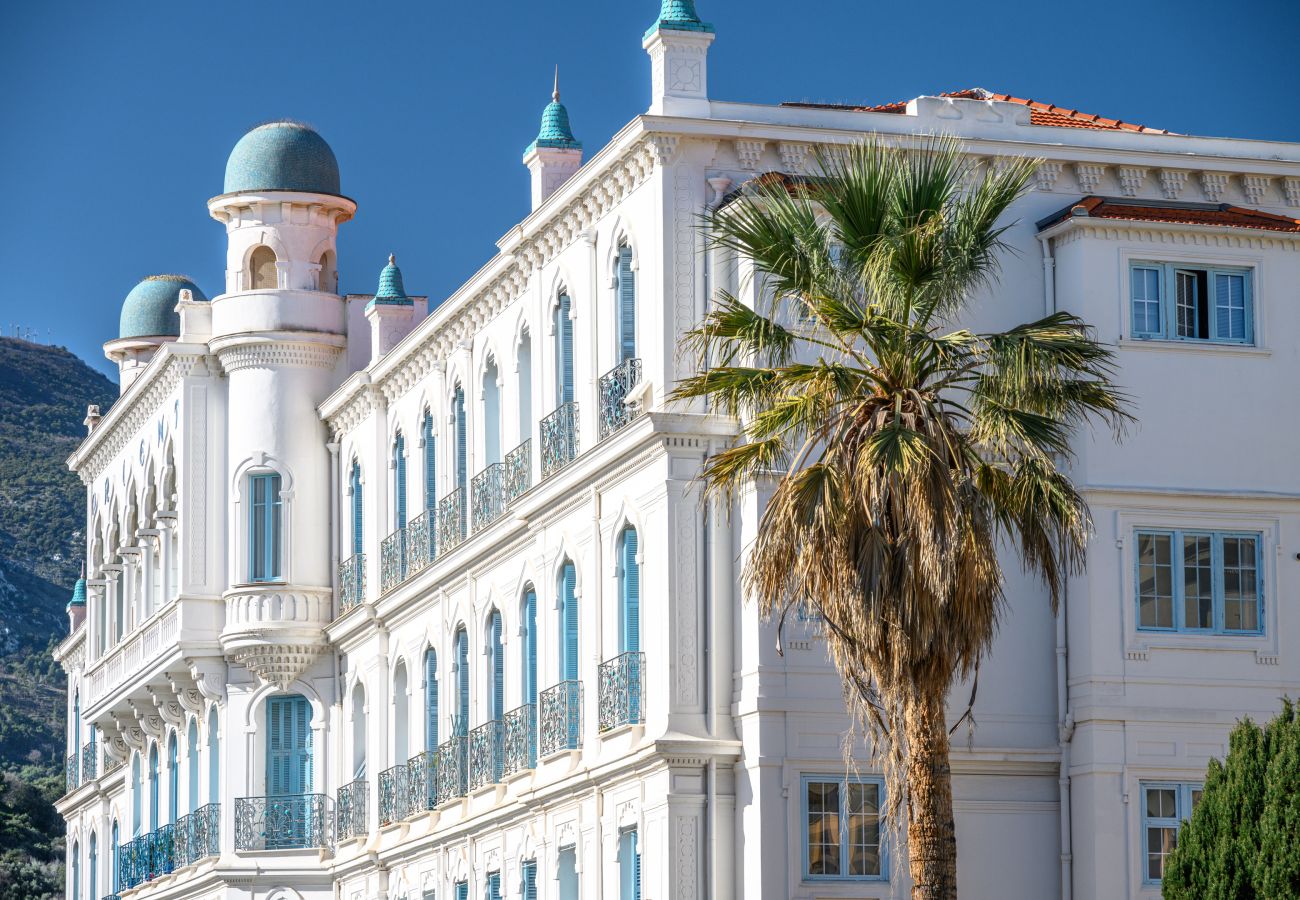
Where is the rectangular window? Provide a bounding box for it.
[802,775,884,881]
[1129,262,1253,344]
[248,473,282,582]
[1136,529,1262,634]
[1142,782,1202,883]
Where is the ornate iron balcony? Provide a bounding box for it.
[172,803,220,867]
[541,401,580,479]
[81,741,98,783]
[599,651,646,731]
[338,552,366,613]
[598,358,643,440]
[378,762,407,825]
[436,735,468,802]
[406,750,438,815]
[65,750,79,793]
[149,824,176,878]
[408,510,435,574]
[118,835,146,889]
[380,527,408,594]
[504,439,532,504]
[469,720,503,789]
[539,680,582,757]
[234,793,333,851]
[502,703,537,776]
[336,779,368,840]
[471,463,506,533]
[437,487,466,553]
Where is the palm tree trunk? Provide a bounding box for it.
[905,688,958,899]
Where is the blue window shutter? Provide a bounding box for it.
[1213,271,1249,342]
[456,630,469,734]
[428,649,442,750]
[249,473,282,581]
[395,433,407,528]
[187,720,199,812]
[524,589,538,706]
[350,463,364,556]
[491,612,504,720]
[266,694,312,796]
[487,872,502,900]
[207,709,219,804]
[149,746,159,830]
[131,755,141,835]
[168,734,178,823]
[618,245,636,363]
[522,860,538,900]
[423,412,436,511]
[560,563,578,681]
[89,835,97,900]
[112,822,120,892]
[557,294,574,405]
[621,529,640,654]
[456,882,468,900]
[455,388,467,492]
[635,843,642,900]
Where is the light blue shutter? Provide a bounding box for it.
[112,822,120,892]
[491,612,504,721]
[456,882,468,900]
[132,755,141,835]
[558,847,579,900]
[187,720,199,812]
[455,387,467,493]
[168,734,178,823]
[621,529,640,654]
[71,844,79,900]
[560,563,578,681]
[394,433,407,528]
[423,412,436,511]
[522,860,538,900]
[425,648,439,751]
[557,294,574,405]
[267,695,312,797]
[207,709,219,805]
[1214,272,1248,342]
[618,246,636,362]
[487,872,502,900]
[149,746,159,830]
[351,464,364,556]
[72,691,80,753]
[456,629,469,735]
[523,589,537,706]
[89,834,97,900]
[635,844,641,900]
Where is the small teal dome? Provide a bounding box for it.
[525,76,581,155]
[648,0,714,36]
[67,577,86,610]
[223,121,341,196]
[119,275,208,339]
[369,254,412,308]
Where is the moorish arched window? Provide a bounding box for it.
[615,242,636,363]
[250,245,277,290]
[618,526,640,654]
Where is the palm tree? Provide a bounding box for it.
[672,136,1129,899]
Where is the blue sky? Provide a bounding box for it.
[2,0,1296,379]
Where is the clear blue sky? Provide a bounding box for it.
[2,0,1296,379]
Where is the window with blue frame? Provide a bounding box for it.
[521,859,538,900]
[558,846,579,900]
[1129,261,1253,344]
[802,774,885,881]
[486,871,502,900]
[248,472,283,582]
[618,828,641,900]
[1142,782,1201,883]
[1136,529,1262,633]
[454,880,468,900]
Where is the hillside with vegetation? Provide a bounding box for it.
[0,337,116,898]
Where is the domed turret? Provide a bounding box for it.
[523,69,584,211]
[119,275,208,339]
[649,0,714,34]
[223,121,342,196]
[369,254,411,309]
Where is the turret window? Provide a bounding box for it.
[250,246,277,290]
[248,472,283,582]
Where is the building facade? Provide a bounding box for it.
[54,3,1300,899]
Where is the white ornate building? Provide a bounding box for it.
[54,3,1300,899]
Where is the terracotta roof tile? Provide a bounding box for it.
[1038,197,1300,233]
[782,87,1170,134]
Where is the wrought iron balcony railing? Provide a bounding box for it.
[437,487,466,553]
[539,680,583,757]
[380,527,408,594]
[172,803,220,867]
[336,779,368,840]
[469,720,503,789]
[378,762,408,826]
[149,824,176,878]
[408,509,435,574]
[234,793,333,851]
[599,651,646,732]
[502,703,537,776]
[436,735,468,803]
[541,402,580,479]
[504,439,532,504]
[65,751,79,793]
[118,834,145,889]
[81,741,98,783]
[338,552,366,612]
[406,750,438,815]
[471,463,506,533]
[598,358,643,440]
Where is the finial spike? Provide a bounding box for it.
[388,253,396,266]
[553,65,560,103]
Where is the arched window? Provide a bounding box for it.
[318,249,337,294]
[167,732,178,824]
[111,820,120,894]
[351,683,367,780]
[148,744,159,831]
[518,331,533,444]
[486,610,504,722]
[393,660,409,764]
[131,753,142,836]
[71,689,80,754]
[422,409,437,513]
[250,245,277,290]
[88,832,97,900]
[187,719,199,813]
[454,385,467,495]
[483,359,502,466]
[454,627,469,736]
[558,561,578,682]
[247,471,282,582]
[554,292,574,406]
[424,647,439,751]
[619,527,640,654]
[350,461,364,557]
[70,840,80,900]
[615,243,636,362]
[266,694,312,799]
[207,707,219,805]
[393,432,407,531]
[521,586,537,708]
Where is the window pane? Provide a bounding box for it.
[1222,536,1259,632]
[1131,267,1162,335]
[1147,787,1175,819]
[1138,533,1173,628]
[846,782,881,876]
[1175,271,1200,339]
[1215,273,1247,341]
[1182,534,1213,629]
[807,781,841,876]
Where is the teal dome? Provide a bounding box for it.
[67,577,86,610]
[369,254,412,308]
[525,77,581,155]
[119,275,208,339]
[648,0,713,35]
[223,121,341,196]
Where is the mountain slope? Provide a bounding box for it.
[0,337,116,898]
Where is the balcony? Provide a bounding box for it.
[234,793,333,851]
[471,464,505,534]
[437,487,466,553]
[380,527,408,594]
[469,720,503,789]
[408,510,435,575]
[599,651,645,732]
[598,358,643,440]
[65,751,79,793]
[378,763,408,826]
[405,750,438,815]
[336,778,368,840]
[504,438,532,503]
[436,735,468,802]
[541,401,580,479]
[116,808,217,892]
[81,741,98,783]
[502,703,536,776]
[172,803,220,867]
[539,680,582,757]
[338,552,366,612]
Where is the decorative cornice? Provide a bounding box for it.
[1074,163,1106,193]
[734,139,766,171]
[1034,161,1063,192]
[777,141,813,174]
[215,339,342,373]
[1046,216,1300,251]
[1116,166,1148,197]
[1241,174,1272,205]
[1200,171,1230,202]
[1158,168,1189,200]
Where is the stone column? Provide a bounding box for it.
[138,530,159,620]
[102,565,123,645]
[156,513,177,606]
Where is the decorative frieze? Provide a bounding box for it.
[1200,172,1231,203]
[1158,169,1189,200]
[1241,175,1272,205]
[1284,177,1300,207]
[1117,166,1148,197]
[777,141,812,174]
[734,139,766,171]
[1074,163,1106,193]
[1034,161,1063,192]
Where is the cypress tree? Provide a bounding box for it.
[1255,701,1300,897]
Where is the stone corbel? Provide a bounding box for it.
[147,685,185,730]
[112,712,147,754]
[129,699,165,742]
[187,658,229,704]
[170,674,206,718]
